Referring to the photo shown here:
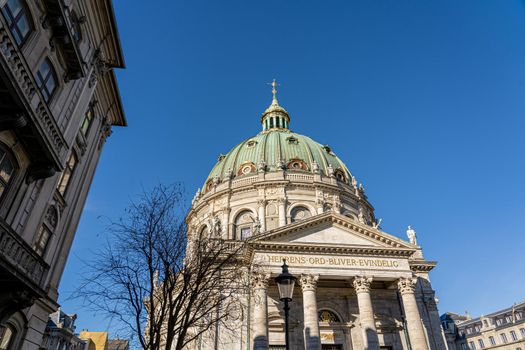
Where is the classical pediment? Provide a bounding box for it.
[250,212,416,251]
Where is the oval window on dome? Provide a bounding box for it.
[246,140,257,148]
[237,162,256,176]
[287,159,308,171]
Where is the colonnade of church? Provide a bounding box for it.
[251,274,430,350]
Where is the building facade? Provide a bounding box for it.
[186,83,447,350]
[40,309,86,350]
[0,0,125,348]
[442,302,525,350]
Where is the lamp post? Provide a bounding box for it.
[274,259,296,350]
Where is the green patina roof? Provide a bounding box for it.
[203,129,352,191]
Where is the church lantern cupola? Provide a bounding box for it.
[261,79,291,131]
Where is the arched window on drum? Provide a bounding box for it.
[290,206,312,223]
[234,210,254,240]
[318,309,341,323]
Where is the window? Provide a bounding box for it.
[461,344,467,350]
[489,336,496,345]
[290,206,311,223]
[501,333,508,343]
[0,146,15,200]
[511,331,518,341]
[506,316,513,323]
[496,319,503,326]
[57,151,77,196]
[318,310,340,323]
[80,107,93,136]
[0,325,15,350]
[520,328,525,337]
[469,341,475,349]
[33,225,51,256]
[478,339,484,348]
[1,0,31,45]
[483,320,488,328]
[35,59,57,102]
[516,312,522,320]
[70,10,83,42]
[235,210,253,240]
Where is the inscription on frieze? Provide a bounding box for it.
[258,253,409,271]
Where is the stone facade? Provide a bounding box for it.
[442,302,525,350]
[185,85,447,349]
[0,0,125,348]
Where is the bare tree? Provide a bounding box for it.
[74,184,247,349]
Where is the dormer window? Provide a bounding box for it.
[323,145,333,154]
[1,0,32,46]
[246,140,257,148]
[286,136,298,144]
[334,169,347,183]
[237,162,256,176]
[287,159,308,171]
[217,154,226,162]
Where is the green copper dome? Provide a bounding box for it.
[202,81,354,192]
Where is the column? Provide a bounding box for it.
[252,273,270,350]
[222,208,230,239]
[278,198,287,227]
[352,276,380,350]
[398,277,430,350]
[300,274,321,350]
[257,199,266,233]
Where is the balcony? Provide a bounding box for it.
[0,16,67,178]
[0,219,49,297]
[42,0,85,80]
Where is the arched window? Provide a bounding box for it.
[318,309,341,323]
[334,169,347,183]
[0,325,16,350]
[1,0,32,46]
[35,58,57,103]
[0,144,16,201]
[290,206,311,223]
[235,210,253,240]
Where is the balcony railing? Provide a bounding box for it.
[0,219,49,293]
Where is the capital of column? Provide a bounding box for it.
[397,277,417,295]
[257,199,267,207]
[300,274,319,292]
[352,276,373,294]
[277,197,287,205]
[251,273,270,290]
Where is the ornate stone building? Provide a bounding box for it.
[0,0,124,348]
[186,82,447,349]
[442,302,525,350]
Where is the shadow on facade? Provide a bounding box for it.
[304,327,321,348]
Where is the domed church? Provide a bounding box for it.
[186,81,446,350]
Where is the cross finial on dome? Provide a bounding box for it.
[268,79,280,104]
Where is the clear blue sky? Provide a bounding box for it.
[59,0,525,334]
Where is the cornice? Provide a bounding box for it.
[246,241,416,261]
[409,259,437,272]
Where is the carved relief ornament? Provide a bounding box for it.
[352,276,372,293]
[251,273,270,290]
[300,274,319,292]
[397,277,417,295]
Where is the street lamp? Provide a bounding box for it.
[274,259,296,350]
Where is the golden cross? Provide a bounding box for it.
[267,79,280,99]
